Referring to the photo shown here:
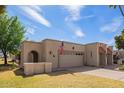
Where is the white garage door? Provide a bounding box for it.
[59,50,84,68]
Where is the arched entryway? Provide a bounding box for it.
[28,50,38,62]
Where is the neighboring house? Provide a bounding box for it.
[117,49,124,58]
[20,39,113,69]
[113,49,124,63]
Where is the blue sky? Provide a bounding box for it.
[7,5,124,49]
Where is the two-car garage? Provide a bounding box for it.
[58,50,84,68]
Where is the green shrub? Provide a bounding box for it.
[119,65,124,70]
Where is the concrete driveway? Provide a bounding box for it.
[68,65,124,82]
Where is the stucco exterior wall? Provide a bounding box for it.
[43,39,85,69]
[107,46,113,65]
[41,41,46,62]
[42,40,60,68]
[85,43,99,67]
[24,62,52,75]
[21,39,113,69]
[20,41,42,67]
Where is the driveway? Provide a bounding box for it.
[68,65,124,81]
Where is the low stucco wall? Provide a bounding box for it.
[24,62,52,75]
[45,63,52,73]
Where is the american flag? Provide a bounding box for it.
[58,42,64,55]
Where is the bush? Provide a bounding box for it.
[119,65,124,70]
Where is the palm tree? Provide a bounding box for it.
[0,5,6,14]
[109,5,124,17]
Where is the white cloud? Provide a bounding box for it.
[74,28,85,37]
[29,5,42,12]
[19,6,51,27]
[25,27,35,35]
[82,15,95,19]
[66,21,86,38]
[25,25,41,35]
[100,17,122,33]
[64,5,85,21]
[63,6,86,38]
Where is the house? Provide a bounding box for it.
[113,49,124,63]
[20,39,113,70]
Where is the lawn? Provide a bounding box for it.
[0,60,124,88]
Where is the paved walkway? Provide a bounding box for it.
[68,65,124,82]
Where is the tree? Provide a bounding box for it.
[0,5,6,14]
[0,14,25,65]
[115,29,124,50]
[109,5,124,17]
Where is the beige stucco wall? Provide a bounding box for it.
[42,39,85,69]
[107,46,113,65]
[20,41,42,67]
[24,62,52,75]
[85,43,99,67]
[42,40,60,68]
[21,39,113,69]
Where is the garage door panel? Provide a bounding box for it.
[59,55,83,68]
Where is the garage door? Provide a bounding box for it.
[59,50,84,68]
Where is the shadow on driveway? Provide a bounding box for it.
[13,64,120,78]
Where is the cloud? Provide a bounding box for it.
[63,6,86,38]
[64,5,85,22]
[29,5,42,12]
[25,24,42,35]
[19,6,51,27]
[25,27,35,35]
[82,15,95,19]
[74,28,85,37]
[66,21,86,38]
[100,17,123,33]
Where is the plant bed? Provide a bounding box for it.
[0,60,18,71]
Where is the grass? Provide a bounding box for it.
[0,59,124,88]
[1,69,124,88]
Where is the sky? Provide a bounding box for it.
[7,5,124,49]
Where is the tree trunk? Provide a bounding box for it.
[3,53,7,65]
